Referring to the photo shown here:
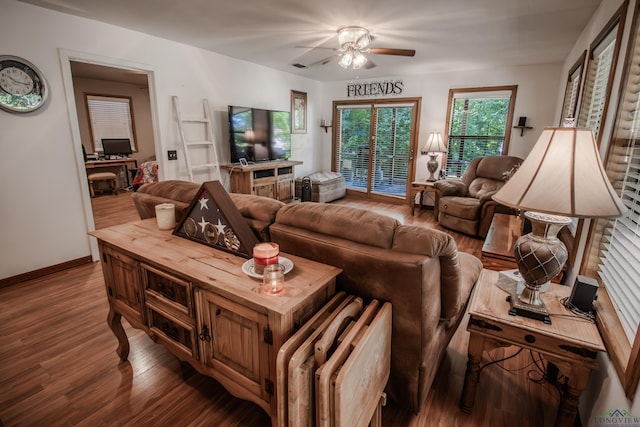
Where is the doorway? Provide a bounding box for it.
[59,50,161,260]
[331,98,421,203]
[70,61,156,227]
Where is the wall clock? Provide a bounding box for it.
[0,55,48,113]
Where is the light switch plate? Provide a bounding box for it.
[168,150,177,160]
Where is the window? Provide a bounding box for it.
[559,51,587,124]
[444,86,517,178]
[86,94,136,153]
[577,10,624,144]
[582,2,638,400]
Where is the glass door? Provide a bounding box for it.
[333,99,419,201]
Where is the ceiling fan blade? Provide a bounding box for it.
[369,48,416,57]
[364,59,376,69]
[295,45,338,51]
[306,54,337,67]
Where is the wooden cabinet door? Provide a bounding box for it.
[101,244,144,326]
[196,289,272,401]
[277,176,293,201]
[254,180,275,198]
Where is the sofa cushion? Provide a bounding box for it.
[467,177,504,201]
[475,155,522,181]
[228,193,284,224]
[133,180,199,220]
[274,202,398,249]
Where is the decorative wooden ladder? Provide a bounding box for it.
[172,96,222,182]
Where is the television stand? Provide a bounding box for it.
[222,160,302,202]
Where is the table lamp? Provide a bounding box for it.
[492,127,627,323]
[421,131,447,181]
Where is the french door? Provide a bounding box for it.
[332,98,420,202]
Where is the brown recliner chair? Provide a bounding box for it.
[434,155,523,238]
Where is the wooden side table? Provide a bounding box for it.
[460,269,605,427]
[410,181,436,216]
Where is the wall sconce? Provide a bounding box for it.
[513,116,533,136]
[320,118,332,133]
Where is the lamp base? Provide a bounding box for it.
[426,154,439,182]
[508,211,571,325]
[507,294,551,324]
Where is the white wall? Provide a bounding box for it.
[318,63,563,180]
[0,0,322,280]
[553,0,640,423]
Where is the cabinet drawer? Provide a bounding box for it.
[141,263,192,316]
[146,301,198,360]
[468,317,599,362]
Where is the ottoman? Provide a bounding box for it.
[295,171,346,203]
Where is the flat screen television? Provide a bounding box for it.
[102,138,133,156]
[228,106,291,163]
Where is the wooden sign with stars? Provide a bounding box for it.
[173,180,259,258]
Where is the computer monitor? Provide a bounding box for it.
[102,138,133,157]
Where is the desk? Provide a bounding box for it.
[410,181,436,216]
[85,159,137,188]
[460,269,605,427]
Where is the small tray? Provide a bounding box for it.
[242,256,294,279]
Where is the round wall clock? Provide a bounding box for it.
[0,55,48,113]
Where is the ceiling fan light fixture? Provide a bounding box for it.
[352,51,368,69]
[339,49,354,68]
[338,26,371,50]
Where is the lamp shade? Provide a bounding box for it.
[421,131,447,153]
[492,127,627,218]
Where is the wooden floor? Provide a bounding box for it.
[0,191,564,427]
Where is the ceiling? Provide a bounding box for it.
[22,0,603,82]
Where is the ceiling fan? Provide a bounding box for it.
[298,26,416,70]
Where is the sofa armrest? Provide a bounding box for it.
[392,224,482,323]
[433,179,468,197]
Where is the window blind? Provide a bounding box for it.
[334,106,371,188]
[371,105,412,196]
[445,94,511,178]
[87,95,136,152]
[561,56,585,122]
[586,18,640,343]
[578,25,618,139]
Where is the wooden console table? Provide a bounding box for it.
[90,219,340,426]
[221,160,303,202]
[460,269,605,427]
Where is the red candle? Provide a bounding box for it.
[253,243,279,275]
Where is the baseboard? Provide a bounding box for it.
[0,256,92,288]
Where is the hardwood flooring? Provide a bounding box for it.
[0,191,563,426]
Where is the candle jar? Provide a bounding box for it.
[263,264,285,294]
[253,242,279,275]
[155,203,176,230]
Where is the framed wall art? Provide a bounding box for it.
[291,90,307,134]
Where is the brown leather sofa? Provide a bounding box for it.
[131,180,284,241]
[131,180,483,413]
[433,155,522,238]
